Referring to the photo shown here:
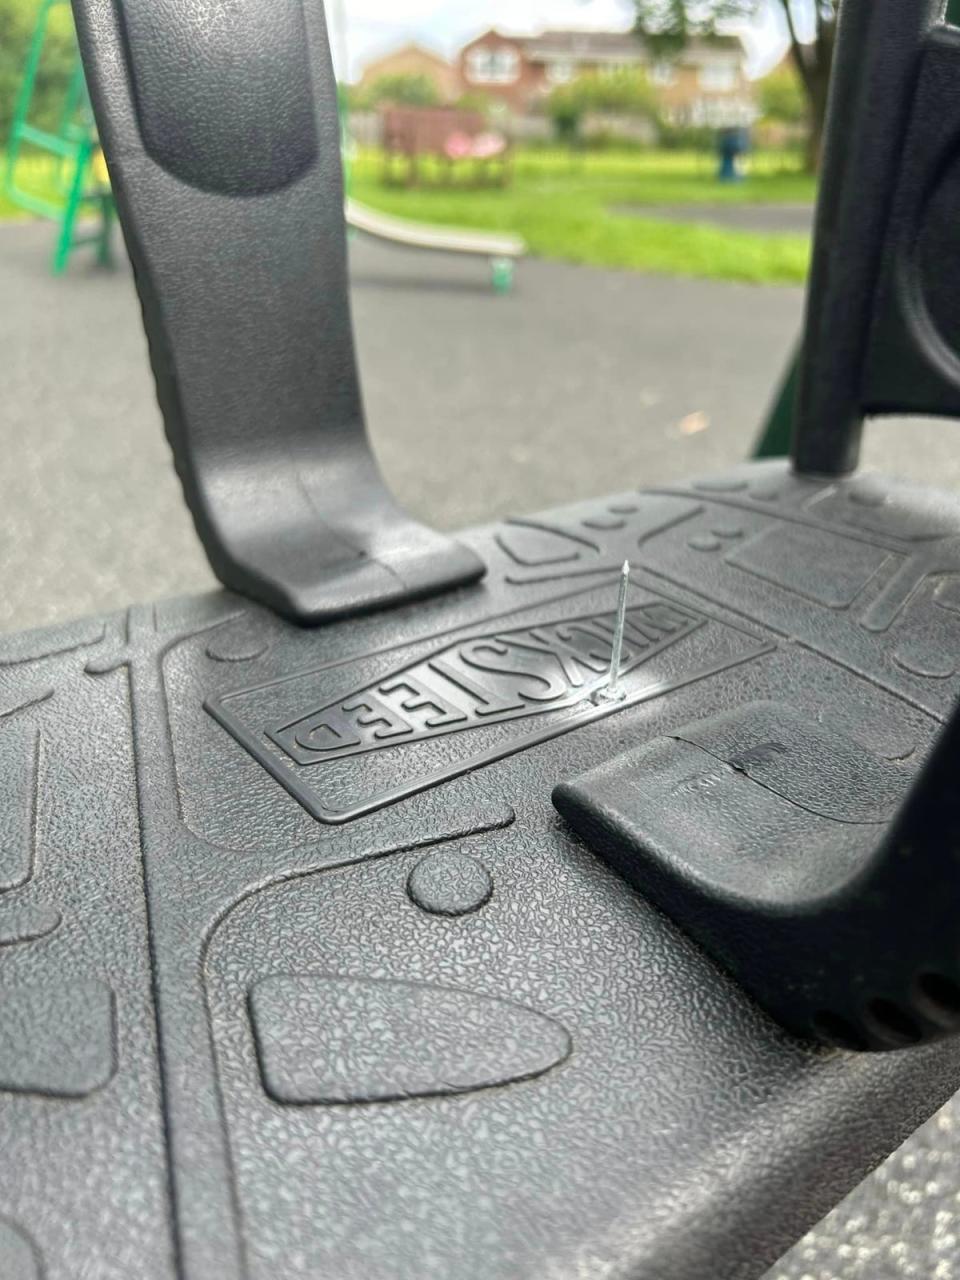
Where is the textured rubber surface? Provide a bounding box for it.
[3,460,960,1280]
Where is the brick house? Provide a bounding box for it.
[653,38,754,127]
[355,42,459,104]
[455,28,754,125]
[455,30,542,113]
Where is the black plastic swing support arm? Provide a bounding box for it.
[71,0,484,624]
[793,0,960,475]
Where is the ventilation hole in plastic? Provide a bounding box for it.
[865,998,921,1046]
[811,1011,867,1052]
[917,972,960,1021]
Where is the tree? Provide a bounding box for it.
[758,61,806,126]
[634,1,837,171]
[573,69,659,118]
[634,0,750,58]
[357,73,440,111]
[0,0,77,143]
[548,70,658,143]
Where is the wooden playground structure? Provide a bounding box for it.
[380,106,512,189]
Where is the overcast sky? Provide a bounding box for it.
[324,0,798,83]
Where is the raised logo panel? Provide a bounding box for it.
[207,578,771,822]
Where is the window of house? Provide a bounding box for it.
[698,62,737,91]
[649,61,677,87]
[546,59,575,85]
[466,47,520,85]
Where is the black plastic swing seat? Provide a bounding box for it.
[3,459,960,1280]
[8,0,960,1275]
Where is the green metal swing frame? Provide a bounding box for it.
[3,0,115,274]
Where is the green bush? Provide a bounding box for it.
[454,91,491,116]
[356,73,439,111]
[577,130,656,153]
[656,122,717,151]
[548,87,583,142]
[548,69,658,142]
[758,64,806,126]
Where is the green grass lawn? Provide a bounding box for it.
[350,147,816,285]
[1,146,817,284]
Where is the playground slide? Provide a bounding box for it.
[345,198,525,291]
[345,198,524,259]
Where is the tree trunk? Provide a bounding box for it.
[804,61,831,174]
[781,2,836,175]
